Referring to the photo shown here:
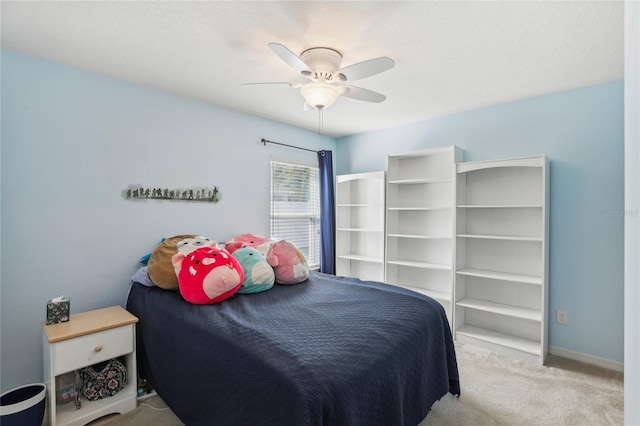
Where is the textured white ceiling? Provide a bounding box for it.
[0,1,624,137]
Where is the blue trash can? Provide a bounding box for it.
[0,383,46,426]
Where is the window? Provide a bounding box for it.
[270,159,320,269]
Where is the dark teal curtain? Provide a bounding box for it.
[318,150,335,274]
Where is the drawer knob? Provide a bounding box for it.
[94,345,102,352]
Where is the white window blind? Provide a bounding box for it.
[270,159,320,269]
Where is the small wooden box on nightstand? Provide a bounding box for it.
[41,306,138,426]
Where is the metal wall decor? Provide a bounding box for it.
[123,185,221,203]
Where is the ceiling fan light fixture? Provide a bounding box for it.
[300,81,340,110]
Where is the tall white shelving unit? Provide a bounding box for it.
[336,171,386,282]
[454,155,549,365]
[385,146,463,324]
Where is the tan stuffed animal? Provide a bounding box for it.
[147,234,216,289]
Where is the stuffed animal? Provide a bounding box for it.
[176,236,219,254]
[266,240,310,285]
[147,234,199,290]
[172,246,243,304]
[233,247,275,294]
[225,233,273,254]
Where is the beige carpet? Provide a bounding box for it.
[90,343,623,426]
[421,343,623,425]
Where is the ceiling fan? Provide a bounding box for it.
[244,43,395,111]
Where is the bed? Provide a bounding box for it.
[126,271,460,426]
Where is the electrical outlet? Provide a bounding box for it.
[556,310,569,324]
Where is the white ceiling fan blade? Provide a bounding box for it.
[241,79,306,88]
[268,43,311,75]
[241,82,293,86]
[336,57,395,82]
[341,86,387,103]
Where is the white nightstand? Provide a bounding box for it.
[41,306,138,426]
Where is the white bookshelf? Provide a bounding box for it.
[454,155,549,364]
[385,146,463,325]
[336,171,386,282]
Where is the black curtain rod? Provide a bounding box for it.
[261,138,326,155]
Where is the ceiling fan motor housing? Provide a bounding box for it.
[300,47,343,80]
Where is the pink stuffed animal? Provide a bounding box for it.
[266,240,310,284]
[225,233,273,254]
[172,246,243,304]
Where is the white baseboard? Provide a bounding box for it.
[549,345,623,372]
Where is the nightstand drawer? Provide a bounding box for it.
[53,325,133,374]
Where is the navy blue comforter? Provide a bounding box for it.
[127,272,459,426]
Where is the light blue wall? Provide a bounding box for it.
[336,80,625,363]
[0,49,335,391]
